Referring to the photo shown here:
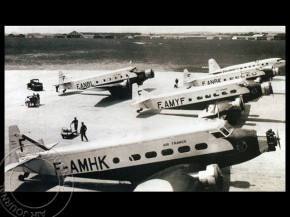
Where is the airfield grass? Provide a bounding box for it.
[5,38,285,73]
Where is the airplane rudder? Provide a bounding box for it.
[8,125,21,163]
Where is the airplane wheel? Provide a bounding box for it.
[18,175,25,181]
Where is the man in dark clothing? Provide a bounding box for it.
[80,122,88,142]
[71,117,78,133]
[174,78,179,88]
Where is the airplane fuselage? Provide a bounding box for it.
[210,58,285,76]
[13,119,270,183]
[185,68,265,87]
[133,80,265,110]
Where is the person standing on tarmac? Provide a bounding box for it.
[71,117,79,133]
[80,122,88,142]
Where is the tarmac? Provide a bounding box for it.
[4,70,285,191]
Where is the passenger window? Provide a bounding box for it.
[230,77,234,80]
[115,77,117,79]
[188,98,192,102]
[161,149,174,156]
[213,93,219,97]
[197,96,203,100]
[230,89,237,94]
[145,151,157,159]
[222,91,228,95]
[235,76,239,79]
[113,158,120,164]
[129,154,141,161]
[205,94,211,98]
[120,76,123,78]
[178,146,190,153]
[109,78,111,81]
[126,74,129,77]
[224,79,227,81]
[195,143,208,150]
[252,72,257,75]
[96,81,99,84]
[103,79,106,82]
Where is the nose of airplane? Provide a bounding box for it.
[261,82,273,95]
[257,129,279,153]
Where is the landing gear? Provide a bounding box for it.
[63,89,67,93]
[18,172,29,181]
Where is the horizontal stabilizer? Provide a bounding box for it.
[5,154,39,173]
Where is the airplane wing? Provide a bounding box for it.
[134,164,223,192]
[5,154,39,173]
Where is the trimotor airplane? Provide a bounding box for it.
[208,58,285,82]
[5,119,279,191]
[55,66,155,98]
[132,79,273,123]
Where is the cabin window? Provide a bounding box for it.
[252,72,257,75]
[96,81,99,84]
[120,76,123,78]
[230,89,237,94]
[262,63,264,66]
[178,146,190,153]
[109,78,111,81]
[213,93,219,97]
[235,76,239,79]
[103,79,106,82]
[161,149,174,156]
[222,91,228,95]
[129,154,141,161]
[197,96,203,100]
[205,94,211,98]
[115,77,117,79]
[211,132,224,138]
[145,151,157,159]
[246,74,250,77]
[240,68,243,70]
[224,79,227,81]
[266,63,268,65]
[188,98,192,102]
[126,74,129,77]
[195,143,208,150]
[113,158,120,164]
[230,77,234,80]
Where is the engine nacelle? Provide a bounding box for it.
[191,164,223,188]
[261,81,273,95]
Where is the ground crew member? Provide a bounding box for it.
[174,78,179,88]
[80,122,88,142]
[36,93,40,104]
[71,117,79,133]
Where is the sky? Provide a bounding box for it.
[5,26,285,34]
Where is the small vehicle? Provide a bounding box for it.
[25,94,40,107]
[27,79,43,91]
[61,127,78,139]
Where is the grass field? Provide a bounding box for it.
[5,38,285,73]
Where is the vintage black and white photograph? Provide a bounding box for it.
[4,26,285,192]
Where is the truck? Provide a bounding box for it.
[27,79,43,91]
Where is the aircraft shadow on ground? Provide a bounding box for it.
[58,91,83,96]
[94,96,131,107]
[14,175,59,192]
[136,110,160,119]
[220,167,251,192]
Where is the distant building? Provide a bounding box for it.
[81,32,95,38]
[232,36,247,40]
[274,33,285,40]
[26,33,42,38]
[54,34,67,38]
[67,31,83,38]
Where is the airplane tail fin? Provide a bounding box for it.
[58,71,66,84]
[132,83,150,101]
[183,69,191,85]
[208,59,221,74]
[8,125,58,165]
[8,125,22,164]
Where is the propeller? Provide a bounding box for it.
[276,130,281,149]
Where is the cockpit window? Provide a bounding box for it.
[220,127,230,136]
